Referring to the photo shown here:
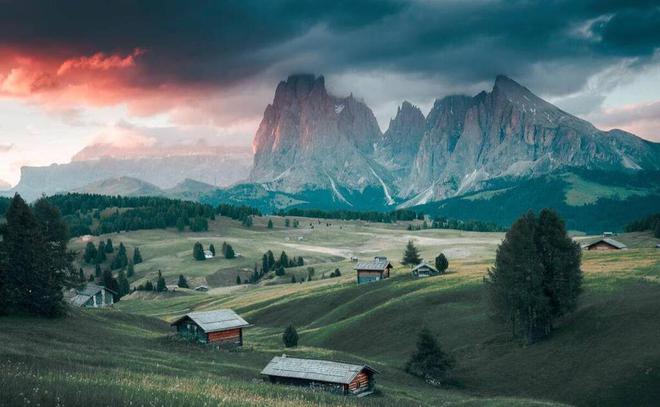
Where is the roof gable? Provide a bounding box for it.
[260,356,377,384]
[585,238,627,249]
[353,258,392,271]
[411,262,439,273]
[171,309,251,333]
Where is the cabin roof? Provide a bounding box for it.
[584,238,627,249]
[77,283,117,296]
[260,356,378,384]
[353,258,392,271]
[70,294,92,307]
[411,262,439,273]
[171,309,251,333]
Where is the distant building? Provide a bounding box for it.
[204,250,214,259]
[171,309,251,346]
[411,262,440,278]
[353,256,392,285]
[582,238,627,251]
[193,285,208,292]
[603,232,615,237]
[261,355,378,396]
[69,284,116,308]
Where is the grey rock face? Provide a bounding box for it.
[250,74,393,204]
[401,75,660,205]
[379,101,426,177]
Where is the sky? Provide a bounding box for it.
[1,0,659,186]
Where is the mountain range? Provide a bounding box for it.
[249,74,660,209]
[6,73,660,232]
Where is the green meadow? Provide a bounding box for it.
[1,215,659,406]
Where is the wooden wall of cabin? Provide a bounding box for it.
[348,370,372,394]
[588,242,618,251]
[357,270,383,284]
[207,328,242,346]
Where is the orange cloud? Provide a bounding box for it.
[56,48,146,76]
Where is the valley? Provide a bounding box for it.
[2,213,659,406]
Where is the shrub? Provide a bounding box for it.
[282,325,299,348]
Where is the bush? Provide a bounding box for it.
[282,325,299,348]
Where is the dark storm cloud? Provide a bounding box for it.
[1,0,659,98]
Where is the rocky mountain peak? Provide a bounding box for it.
[272,74,327,108]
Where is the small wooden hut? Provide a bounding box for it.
[411,262,440,278]
[353,256,392,285]
[583,238,627,251]
[69,284,116,308]
[261,355,378,396]
[171,309,251,346]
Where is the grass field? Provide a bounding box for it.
[2,216,660,406]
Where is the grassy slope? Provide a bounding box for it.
[2,214,659,406]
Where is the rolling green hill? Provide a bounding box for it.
[414,170,660,234]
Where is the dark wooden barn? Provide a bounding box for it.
[353,256,392,285]
[583,238,627,251]
[261,355,378,396]
[170,309,251,346]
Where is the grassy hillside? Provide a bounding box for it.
[415,170,660,233]
[2,211,659,405]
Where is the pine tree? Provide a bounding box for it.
[267,250,275,269]
[291,275,297,283]
[221,242,227,256]
[117,269,130,297]
[282,325,299,347]
[267,219,273,229]
[224,244,235,259]
[79,268,85,283]
[405,328,454,384]
[402,240,422,265]
[96,241,107,263]
[83,242,98,264]
[177,274,189,288]
[95,263,102,277]
[285,218,290,227]
[144,280,154,291]
[156,270,167,292]
[297,256,304,266]
[193,242,205,261]
[275,266,285,276]
[101,269,119,300]
[435,253,449,273]
[209,244,216,257]
[105,238,114,253]
[127,261,135,278]
[132,247,143,264]
[307,267,315,281]
[279,251,289,268]
[88,273,95,282]
[487,211,558,344]
[176,217,186,232]
[236,275,242,285]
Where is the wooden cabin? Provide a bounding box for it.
[353,256,392,285]
[583,238,627,251]
[170,309,251,346]
[411,262,440,278]
[69,284,116,308]
[261,355,378,396]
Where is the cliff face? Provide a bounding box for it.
[401,75,660,204]
[250,74,393,204]
[250,74,660,209]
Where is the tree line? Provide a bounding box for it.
[625,212,660,238]
[408,217,506,232]
[277,208,420,223]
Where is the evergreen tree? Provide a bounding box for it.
[221,241,228,256]
[117,269,130,297]
[95,263,102,277]
[275,266,285,276]
[96,241,107,263]
[262,253,269,272]
[285,218,290,227]
[486,210,583,344]
[405,328,454,384]
[236,275,242,285]
[156,270,167,292]
[132,247,143,264]
[79,268,85,283]
[193,242,205,261]
[435,253,449,273]
[282,325,299,347]
[83,242,98,264]
[105,238,114,253]
[297,256,304,266]
[402,240,422,265]
[267,219,273,229]
[101,269,119,300]
[279,251,289,268]
[144,280,154,291]
[176,217,186,232]
[209,244,216,257]
[127,261,135,278]
[267,250,275,269]
[177,274,189,288]
[291,275,297,283]
[224,244,235,259]
[88,274,95,282]
[307,267,315,281]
